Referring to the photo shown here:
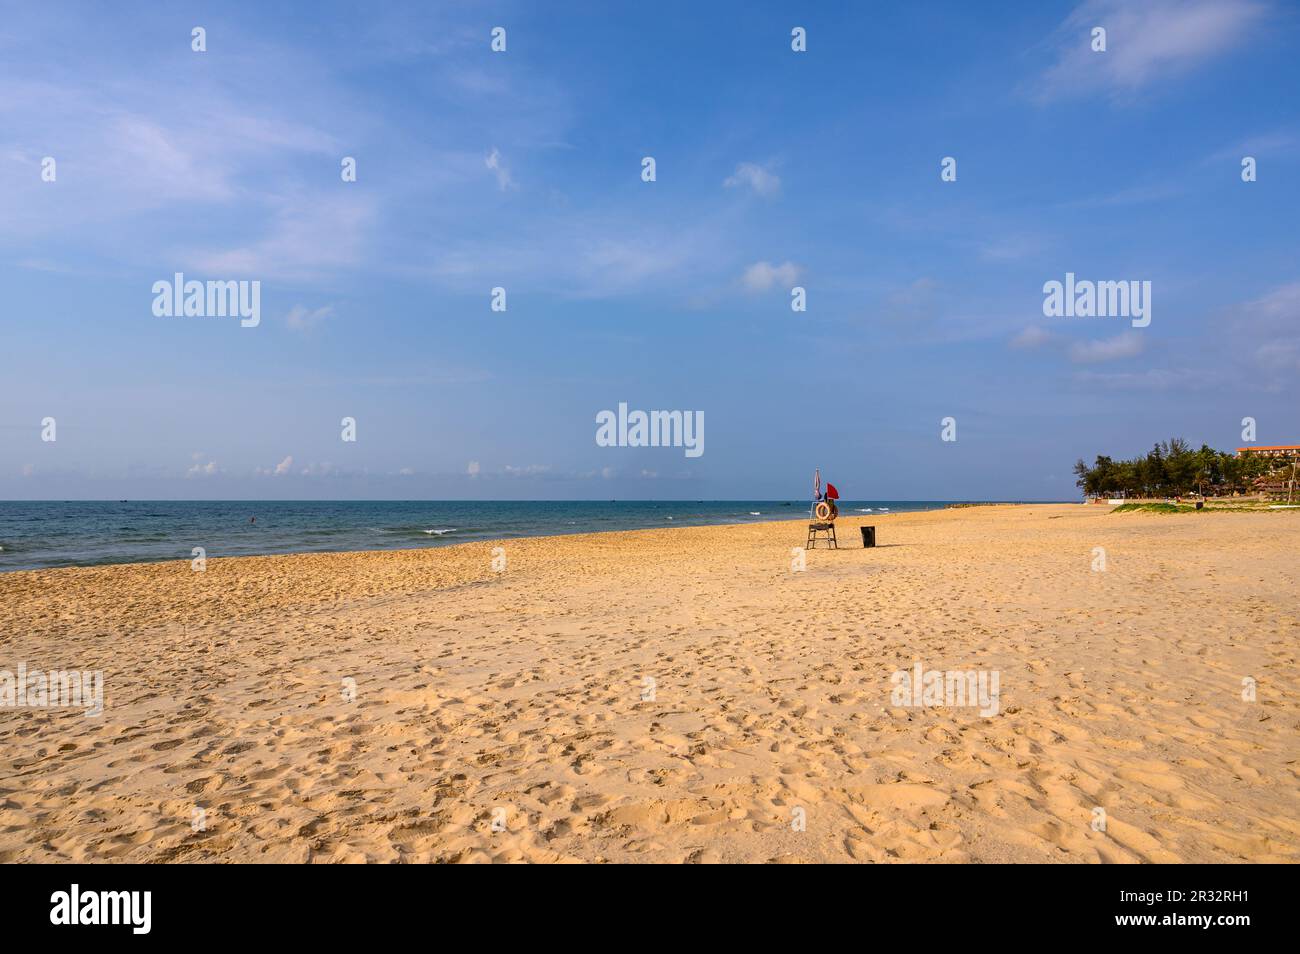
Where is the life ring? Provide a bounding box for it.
[814,501,836,521]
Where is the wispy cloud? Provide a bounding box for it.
[884,277,940,322]
[1010,325,1055,350]
[1056,180,1187,210]
[723,161,781,197]
[188,193,376,282]
[1069,331,1145,363]
[485,147,515,191]
[254,456,295,477]
[1072,367,1210,391]
[285,304,335,331]
[1203,128,1300,165]
[0,74,341,236]
[419,213,734,300]
[1037,0,1268,100]
[741,260,802,293]
[186,454,220,478]
[1225,282,1300,386]
[503,464,551,477]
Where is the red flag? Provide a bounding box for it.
[825,483,840,500]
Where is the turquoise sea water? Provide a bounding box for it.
[0,499,975,572]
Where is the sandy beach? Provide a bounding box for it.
[1,504,1296,863]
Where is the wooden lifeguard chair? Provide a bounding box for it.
[806,469,839,549]
[806,520,837,549]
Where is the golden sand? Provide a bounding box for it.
[1,504,1296,863]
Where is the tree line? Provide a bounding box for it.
[1073,438,1282,498]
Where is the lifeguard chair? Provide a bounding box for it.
[806,469,840,549]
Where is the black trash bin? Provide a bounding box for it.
[860,525,876,548]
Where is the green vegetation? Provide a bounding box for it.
[1111,502,1187,513]
[1073,438,1287,499]
[1110,502,1278,514]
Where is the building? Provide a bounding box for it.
[1238,446,1300,502]
[1236,445,1300,462]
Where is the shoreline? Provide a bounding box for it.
[2,503,1038,580]
[6,497,1294,579]
[0,500,1056,576]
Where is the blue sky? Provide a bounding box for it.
[2,0,1297,500]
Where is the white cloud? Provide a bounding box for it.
[1254,339,1300,372]
[1057,180,1186,210]
[189,194,375,282]
[741,260,803,293]
[485,147,515,191]
[1038,0,1267,100]
[1069,332,1145,363]
[467,460,480,476]
[980,235,1044,262]
[1227,281,1300,381]
[298,462,339,477]
[1204,129,1300,165]
[0,69,343,255]
[252,458,351,478]
[0,11,574,297]
[1010,326,1054,350]
[286,304,335,331]
[723,162,781,197]
[1072,368,1207,391]
[416,212,728,300]
[580,239,691,291]
[186,459,220,478]
[885,277,939,322]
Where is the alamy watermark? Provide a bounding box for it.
[1,663,103,717]
[596,403,704,458]
[1042,272,1150,328]
[890,662,1000,717]
[50,885,150,934]
[152,273,260,327]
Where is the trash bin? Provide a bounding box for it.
[860,525,876,548]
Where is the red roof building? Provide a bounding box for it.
[1236,445,1300,460]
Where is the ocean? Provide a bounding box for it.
[0,499,961,572]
